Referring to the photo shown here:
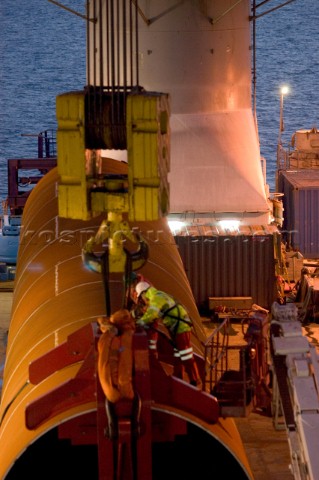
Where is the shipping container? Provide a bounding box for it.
[278,169,319,258]
[174,225,278,312]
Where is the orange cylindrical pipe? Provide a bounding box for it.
[0,164,252,479]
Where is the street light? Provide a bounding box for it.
[278,85,289,144]
[276,85,289,191]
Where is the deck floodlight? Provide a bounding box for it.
[168,220,186,234]
[218,220,240,231]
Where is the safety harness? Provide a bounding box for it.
[161,304,193,338]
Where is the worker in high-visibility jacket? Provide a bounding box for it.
[132,281,201,387]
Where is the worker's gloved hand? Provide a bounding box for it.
[136,318,145,327]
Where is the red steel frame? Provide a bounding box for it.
[26,324,219,480]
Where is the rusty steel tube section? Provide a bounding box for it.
[0,165,252,478]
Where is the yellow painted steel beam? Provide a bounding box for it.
[56,91,89,220]
[127,93,170,222]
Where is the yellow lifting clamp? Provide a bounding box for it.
[56,89,169,278]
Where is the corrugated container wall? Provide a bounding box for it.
[175,228,278,311]
[278,170,319,258]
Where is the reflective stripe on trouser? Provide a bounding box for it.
[146,321,158,350]
[178,346,194,361]
[174,346,193,361]
[146,322,159,358]
[173,332,200,384]
[148,339,157,350]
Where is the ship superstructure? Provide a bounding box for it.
[1,1,318,479]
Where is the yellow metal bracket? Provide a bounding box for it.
[56,91,88,219]
[126,92,170,222]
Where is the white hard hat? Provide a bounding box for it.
[135,281,151,298]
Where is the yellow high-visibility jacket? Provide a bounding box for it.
[138,287,192,336]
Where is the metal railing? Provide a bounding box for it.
[277,142,290,171]
[21,130,56,159]
[202,317,254,416]
[203,317,230,389]
[37,130,56,158]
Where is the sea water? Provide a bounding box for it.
[0,0,318,203]
[255,0,319,189]
[0,0,86,204]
